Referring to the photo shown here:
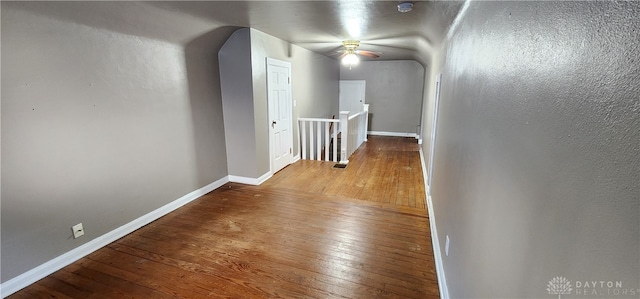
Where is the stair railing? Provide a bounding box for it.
[298,104,369,164]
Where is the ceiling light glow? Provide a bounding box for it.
[345,19,362,39]
[338,1,368,39]
[342,53,360,69]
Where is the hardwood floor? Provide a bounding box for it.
[9,136,438,299]
[265,136,427,209]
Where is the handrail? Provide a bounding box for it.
[298,117,340,122]
[348,110,367,120]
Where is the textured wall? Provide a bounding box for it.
[250,29,339,174]
[428,1,640,297]
[219,28,339,178]
[340,61,425,134]
[1,2,230,282]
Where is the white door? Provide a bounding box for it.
[427,73,442,192]
[267,58,293,173]
[339,80,366,114]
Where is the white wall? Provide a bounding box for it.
[425,1,640,297]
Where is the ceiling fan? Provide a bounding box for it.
[337,40,382,69]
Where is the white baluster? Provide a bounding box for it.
[339,111,349,164]
[309,121,314,160]
[363,104,369,142]
[316,121,322,161]
[324,122,330,161]
[333,122,338,162]
[301,120,306,160]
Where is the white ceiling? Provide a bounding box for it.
[150,1,465,65]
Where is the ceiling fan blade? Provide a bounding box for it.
[356,50,382,58]
[338,52,348,59]
[329,49,347,57]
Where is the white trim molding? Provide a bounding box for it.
[0,177,230,298]
[419,149,449,299]
[228,171,272,186]
[368,131,419,138]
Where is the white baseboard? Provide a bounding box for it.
[0,176,229,298]
[419,149,449,299]
[368,131,419,138]
[228,171,272,185]
[292,155,301,163]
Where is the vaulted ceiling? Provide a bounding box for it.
[9,1,464,66]
[151,1,465,65]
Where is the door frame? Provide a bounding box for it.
[266,57,293,174]
[427,73,442,192]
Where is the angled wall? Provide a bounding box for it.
[219,28,258,178]
[425,1,640,297]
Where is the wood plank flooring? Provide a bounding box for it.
[265,136,427,209]
[8,136,438,299]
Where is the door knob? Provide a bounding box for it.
[272,121,277,127]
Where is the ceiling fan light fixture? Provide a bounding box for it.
[342,52,360,69]
[397,2,414,13]
[343,40,360,50]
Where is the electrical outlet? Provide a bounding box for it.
[445,235,450,256]
[72,223,84,239]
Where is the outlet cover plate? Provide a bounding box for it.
[72,223,84,239]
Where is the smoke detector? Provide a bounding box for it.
[397,2,414,13]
